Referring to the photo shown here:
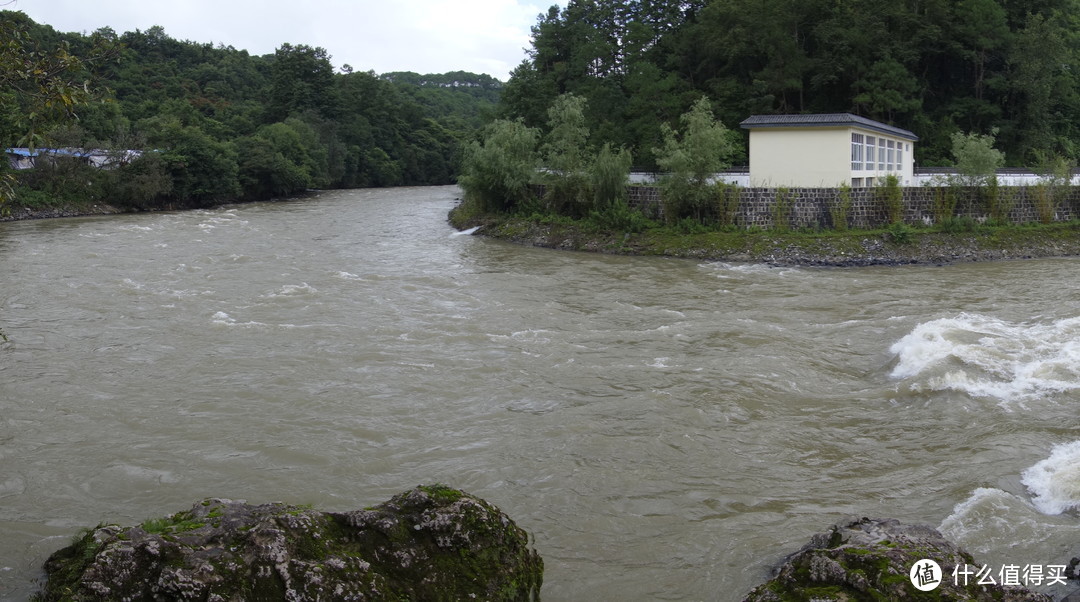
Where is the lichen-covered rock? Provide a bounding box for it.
[743,517,1052,601]
[39,484,543,601]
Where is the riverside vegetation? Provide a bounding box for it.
[453,94,1080,267]
[452,0,1080,265]
[6,2,1080,269]
[0,10,500,218]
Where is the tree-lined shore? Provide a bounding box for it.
[501,0,1080,169]
[0,10,498,215]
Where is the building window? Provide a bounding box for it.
[865,136,875,171]
[852,177,863,188]
[878,138,886,170]
[897,144,904,172]
[887,140,895,171]
[851,133,864,170]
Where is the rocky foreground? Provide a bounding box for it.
[38,485,1080,600]
[38,485,543,601]
[744,517,1068,601]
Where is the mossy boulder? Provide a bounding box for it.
[39,484,543,601]
[743,517,1052,601]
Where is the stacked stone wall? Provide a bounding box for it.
[532,184,1080,229]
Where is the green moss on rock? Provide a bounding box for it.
[38,485,543,601]
[742,517,1052,602]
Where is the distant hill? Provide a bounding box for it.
[1,9,502,206]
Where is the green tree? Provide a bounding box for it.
[590,142,632,210]
[654,97,736,222]
[0,14,119,213]
[457,119,539,214]
[150,121,241,204]
[234,135,309,200]
[1006,11,1080,162]
[951,128,1005,187]
[541,93,591,215]
[103,153,174,209]
[267,43,337,122]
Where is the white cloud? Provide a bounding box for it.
[9,0,559,78]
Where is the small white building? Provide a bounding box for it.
[4,147,143,170]
[739,113,918,188]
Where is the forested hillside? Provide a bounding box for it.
[0,10,500,210]
[501,0,1080,168]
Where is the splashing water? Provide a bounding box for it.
[1022,440,1080,515]
[889,313,1080,401]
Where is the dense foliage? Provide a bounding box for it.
[501,0,1080,169]
[0,11,501,209]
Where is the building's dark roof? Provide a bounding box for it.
[739,113,918,141]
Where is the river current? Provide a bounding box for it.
[2,185,1080,600]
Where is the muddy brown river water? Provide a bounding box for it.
[2,186,1079,599]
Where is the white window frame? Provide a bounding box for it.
[851,133,864,170]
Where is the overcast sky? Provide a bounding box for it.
[8,0,562,80]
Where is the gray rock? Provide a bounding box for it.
[39,485,543,601]
[743,517,1053,601]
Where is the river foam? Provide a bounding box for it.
[939,443,1080,581]
[939,487,1050,553]
[1022,440,1080,515]
[889,313,1080,401]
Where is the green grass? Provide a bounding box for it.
[450,207,1080,265]
[139,511,205,535]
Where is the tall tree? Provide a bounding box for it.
[267,43,336,122]
[541,93,591,215]
[654,97,737,221]
[457,119,539,213]
[0,12,119,212]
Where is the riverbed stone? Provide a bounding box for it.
[38,484,543,601]
[742,517,1052,601]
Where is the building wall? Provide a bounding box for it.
[746,127,916,188]
[748,128,851,187]
[849,128,916,187]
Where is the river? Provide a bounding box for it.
[2,185,1079,600]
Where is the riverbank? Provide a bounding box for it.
[450,208,1080,267]
[0,203,127,221]
[0,192,317,222]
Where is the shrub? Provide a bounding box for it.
[457,119,539,214]
[932,183,958,224]
[951,129,1004,188]
[586,200,655,233]
[938,216,979,233]
[1032,183,1057,224]
[714,181,740,227]
[985,179,1015,224]
[671,216,709,235]
[590,143,632,211]
[654,97,737,223]
[772,187,793,231]
[1032,154,1073,224]
[887,222,914,244]
[877,173,904,224]
[830,183,852,231]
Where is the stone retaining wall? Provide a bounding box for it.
[618,185,1080,229]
